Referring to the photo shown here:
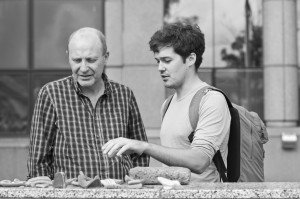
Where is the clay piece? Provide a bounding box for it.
[0,179,26,187]
[53,172,67,188]
[25,176,52,188]
[78,171,101,189]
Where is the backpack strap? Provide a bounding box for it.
[161,95,174,121]
[207,88,241,182]
[188,86,212,130]
[187,86,229,182]
[207,88,234,108]
[188,85,224,140]
[213,151,228,182]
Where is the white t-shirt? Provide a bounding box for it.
[160,82,231,182]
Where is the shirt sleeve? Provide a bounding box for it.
[27,86,56,179]
[127,90,150,167]
[191,91,231,163]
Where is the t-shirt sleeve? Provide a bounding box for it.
[191,91,231,162]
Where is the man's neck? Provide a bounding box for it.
[175,73,203,99]
[81,79,105,107]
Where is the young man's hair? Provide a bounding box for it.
[149,22,205,71]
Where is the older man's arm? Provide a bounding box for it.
[27,87,56,179]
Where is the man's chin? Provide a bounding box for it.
[78,80,94,87]
[164,83,174,89]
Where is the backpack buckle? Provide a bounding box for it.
[203,88,212,95]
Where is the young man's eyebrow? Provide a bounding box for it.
[156,56,172,59]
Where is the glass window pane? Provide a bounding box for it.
[33,0,104,69]
[215,69,264,119]
[214,0,262,68]
[0,0,28,69]
[0,74,29,137]
[164,0,213,67]
[198,69,213,85]
[297,1,300,65]
[214,0,245,68]
[32,72,71,101]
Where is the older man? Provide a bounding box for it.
[27,27,149,180]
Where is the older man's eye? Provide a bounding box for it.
[87,58,97,63]
[72,59,81,63]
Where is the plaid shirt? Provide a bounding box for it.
[28,74,149,180]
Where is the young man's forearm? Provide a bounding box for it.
[143,142,210,174]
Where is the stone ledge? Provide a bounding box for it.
[1,182,300,198]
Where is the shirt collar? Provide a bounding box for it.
[72,73,113,96]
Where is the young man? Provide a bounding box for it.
[102,23,231,182]
[27,27,149,180]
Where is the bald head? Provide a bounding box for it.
[68,27,107,55]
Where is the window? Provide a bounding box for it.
[0,0,28,69]
[164,0,264,117]
[0,0,104,137]
[34,0,104,69]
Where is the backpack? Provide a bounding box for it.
[161,86,269,182]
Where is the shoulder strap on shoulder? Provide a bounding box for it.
[209,88,241,182]
[189,85,213,130]
[189,86,233,183]
[161,95,174,120]
[207,88,234,108]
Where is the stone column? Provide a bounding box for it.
[263,0,299,127]
[122,0,165,130]
[104,0,164,167]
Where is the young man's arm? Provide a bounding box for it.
[102,138,210,174]
[103,91,230,174]
[27,87,56,179]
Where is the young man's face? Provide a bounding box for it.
[154,46,188,89]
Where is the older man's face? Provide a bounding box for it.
[68,32,108,91]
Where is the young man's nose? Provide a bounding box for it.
[158,62,166,71]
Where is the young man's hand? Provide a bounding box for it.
[102,137,148,158]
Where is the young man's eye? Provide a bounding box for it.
[163,60,171,64]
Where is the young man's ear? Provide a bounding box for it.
[187,53,196,67]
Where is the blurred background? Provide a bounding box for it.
[0,0,299,182]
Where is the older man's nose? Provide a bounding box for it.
[80,60,89,72]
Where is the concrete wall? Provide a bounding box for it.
[104,0,164,168]
[105,0,165,132]
[0,139,29,180]
[264,127,300,182]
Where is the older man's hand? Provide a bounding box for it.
[102,137,148,158]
